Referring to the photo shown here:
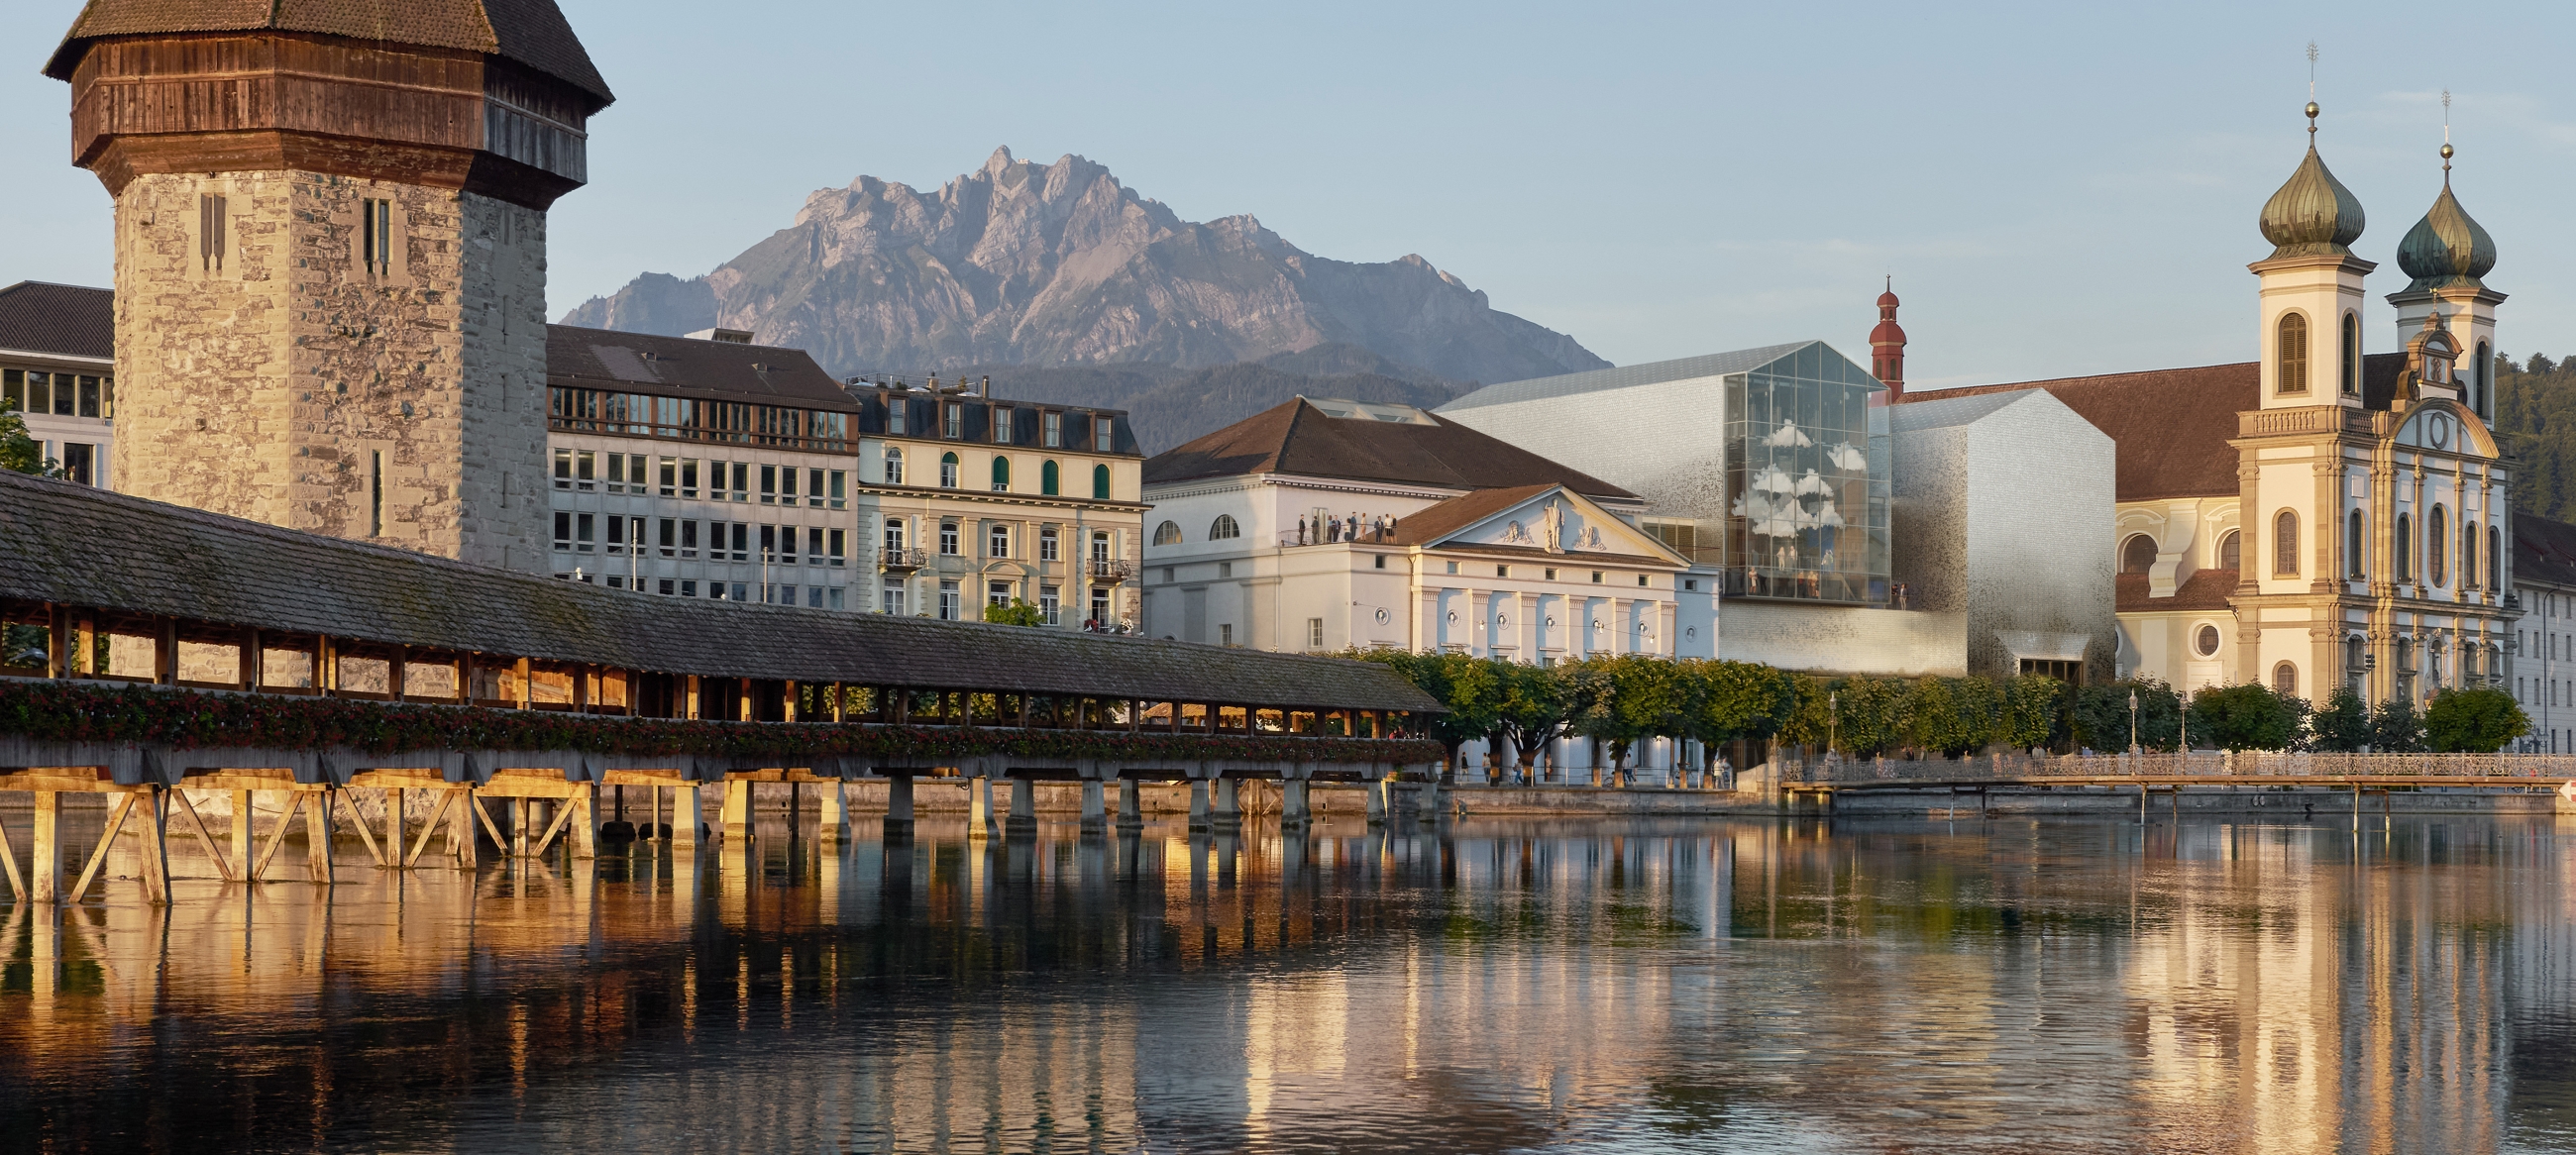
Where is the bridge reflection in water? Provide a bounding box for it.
[5,813,2576,1152]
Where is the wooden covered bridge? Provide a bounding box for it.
[0,470,1444,905]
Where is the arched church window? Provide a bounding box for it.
[1152,520,1182,546]
[2346,510,2365,578]
[2218,531,2241,571]
[2476,340,2493,419]
[2342,312,2362,396]
[2273,511,2299,578]
[2463,521,2480,588]
[2491,526,2503,589]
[2428,505,2448,585]
[2196,624,2222,658]
[2344,634,2366,675]
[2120,534,2157,575]
[2274,662,2298,695]
[2396,514,2414,581]
[1209,515,1241,541]
[2278,313,2309,394]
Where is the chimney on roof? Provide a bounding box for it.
[686,327,753,345]
[980,374,991,396]
[1869,277,1906,399]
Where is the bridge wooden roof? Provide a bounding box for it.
[0,471,1438,712]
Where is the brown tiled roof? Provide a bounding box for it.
[2515,513,2576,590]
[1143,397,1637,500]
[0,470,1437,712]
[1390,484,1558,544]
[546,326,858,412]
[1899,354,2408,502]
[2115,569,2239,613]
[0,282,114,362]
[47,0,613,107]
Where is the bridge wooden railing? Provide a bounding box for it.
[1779,750,2576,785]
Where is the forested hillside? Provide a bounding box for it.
[2495,354,2576,522]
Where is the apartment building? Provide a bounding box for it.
[0,282,115,487]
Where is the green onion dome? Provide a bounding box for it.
[2395,148,2496,292]
[2258,104,2366,260]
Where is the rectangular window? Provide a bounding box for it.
[1091,587,1111,625]
[58,445,91,486]
[577,451,595,491]
[883,580,908,616]
[553,448,574,489]
[1039,527,1059,562]
[827,470,846,508]
[731,581,749,602]
[1497,565,1510,578]
[827,587,844,610]
[77,376,100,419]
[1375,555,1387,570]
[1043,411,1062,448]
[1095,416,1115,452]
[576,512,595,553]
[805,469,824,507]
[681,579,698,597]
[1,369,18,411]
[681,520,699,559]
[23,371,48,416]
[939,580,961,621]
[199,193,227,272]
[681,459,699,499]
[827,528,845,567]
[887,397,908,437]
[1446,561,1459,576]
[1309,617,1325,648]
[989,523,1011,558]
[993,407,1014,444]
[606,516,627,554]
[659,457,678,496]
[944,403,963,440]
[361,197,392,276]
[989,580,1013,607]
[1220,623,1234,646]
[884,520,907,551]
[805,526,824,563]
[1220,562,1234,578]
[732,462,750,499]
[605,452,628,493]
[782,468,800,503]
[760,524,778,561]
[1040,585,1061,625]
[940,521,960,556]
[760,465,778,503]
[731,522,749,562]
[658,517,678,558]
[659,578,675,596]
[554,511,573,552]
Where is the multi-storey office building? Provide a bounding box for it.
[845,379,1146,629]
[2512,514,2576,752]
[545,326,861,607]
[0,282,115,487]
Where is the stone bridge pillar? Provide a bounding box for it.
[1007,776,1037,839]
[884,775,914,840]
[1214,777,1241,832]
[1117,778,1143,832]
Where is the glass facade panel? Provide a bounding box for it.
[1722,356,1889,605]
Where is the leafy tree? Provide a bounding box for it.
[2308,685,2373,752]
[1559,654,1678,779]
[1774,673,1834,750]
[1907,677,2000,757]
[1492,660,1571,776]
[2369,696,2427,753]
[2424,687,2530,753]
[2185,682,2307,751]
[1679,659,1795,774]
[981,599,1047,627]
[1345,649,1503,778]
[0,397,49,476]
[1997,674,2065,751]
[2072,678,2182,752]
[1831,676,1912,758]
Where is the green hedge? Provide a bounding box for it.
[0,680,1443,765]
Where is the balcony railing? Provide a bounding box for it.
[1087,558,1135,582]
[878,547,928,572]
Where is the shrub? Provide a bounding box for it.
[2370,696,2427,752]
[2308,685,2372,752]
[2073,679,2182,752]
[2185,682,2307,751]
[2424,687,2530,753]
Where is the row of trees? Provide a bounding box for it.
[1343,650,2534,776]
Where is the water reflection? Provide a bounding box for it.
[4,812,2575,1152]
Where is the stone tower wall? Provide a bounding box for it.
[111,171,548,570]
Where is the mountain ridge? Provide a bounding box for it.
[561,147,1607,387]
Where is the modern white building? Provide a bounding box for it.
[1139,396,1700,656]
[2511,515,2576,752]
[0,281,115,487]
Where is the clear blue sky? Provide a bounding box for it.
[5,1,2573,388]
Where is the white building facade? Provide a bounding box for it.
[0,282,116,487]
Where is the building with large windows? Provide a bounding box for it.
[2510,515,2576,752]
[845,378,1146,629]
[0,281,115,487]
[1140,396,1699,657]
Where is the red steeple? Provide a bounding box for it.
[1869,277,1906,398]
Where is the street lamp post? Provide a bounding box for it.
[2128,689,2139,755]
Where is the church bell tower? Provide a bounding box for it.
[45,1,613,571]
[2249,103,2373,409]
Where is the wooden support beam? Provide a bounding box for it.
[30,790,59,902]
[570,788,596,861]
[386,788,405,869]
[337,790,388,868]
[471,794,509,859]
[137,788,170,905]
[405,789,456,868]
[305,789,336,884]
[0,808,24,900]
[172,788,236,883]
[231,788,252,876]
[449,788,479,869]
[528,794,580,859]
[66,789,138,902]
[250,791,303,883]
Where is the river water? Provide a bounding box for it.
[4,811,2575,1153]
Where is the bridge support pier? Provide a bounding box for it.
[819,780,848,845]
[1214,778,1241,832]
[1117,779,1142,833]
[1007,776,1037,839]
[1188,780,1211,834]
[572,787,596,861]
[307,788,335,884]
[883,775,913,840]
[1280,779,1312,830]
[968,775,991,839]
[720,779,753,841]
[1079,780,1107,837]
[137,788,170,905]
[30,790,60,903]
[231,789,252,878]
[672,785,700,855]
[1365,779,1385,827]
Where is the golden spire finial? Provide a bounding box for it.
[2307,42,2320,141]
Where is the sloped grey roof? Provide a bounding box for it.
[0,282,114,362]
[1883,388,2046,433]
[547,325,858,411]
[0,470,1436,711]
[1440,341,1817,411]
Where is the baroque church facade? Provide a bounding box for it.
[1929,104,2511,705]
